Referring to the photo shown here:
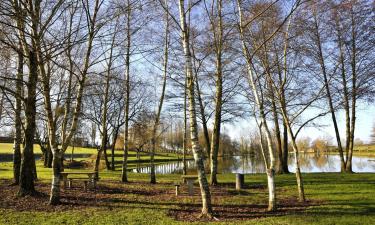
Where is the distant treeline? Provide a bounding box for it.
[0,136,13,143]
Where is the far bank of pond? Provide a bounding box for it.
[133,153,375,174]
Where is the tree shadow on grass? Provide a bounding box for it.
[1,178,374,223]
[168,200,313,222]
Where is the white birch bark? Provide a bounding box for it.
[236,0,276,211]
[178,0,213,217]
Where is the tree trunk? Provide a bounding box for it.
[209,0,223,186]
[122,0,131,183]
[70,145,74,162]
[179,0,213,217]
[44,150,49,167]
[150,4,169,184]
[237,0,277,210]
[101,16,118,173]
[32,155,38,181]
[284,117,306,202]
[313,15,346,172]
[18,50,38,196]
[189,3,210,160]
[47,144,53,168]
[278,33,290,174]
[194,73,211,158]
[103,147,111,170]
[282,122,289,173]
[346,10,357,173]
[111,145,116,170]
[182,77,188,176]
[94,147,103,179]
[111,128,119,170]
[271,100,283,174]
[13,48,23,185]
[335,15,351,173]
[49,152,62,205]
[267,169,276,211]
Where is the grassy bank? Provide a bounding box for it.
[0,143,189,167]
[327,144,375,153]
[0,163,375,224]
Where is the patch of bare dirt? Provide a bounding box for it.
[0,179,318,222]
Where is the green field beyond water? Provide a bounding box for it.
[0,143,186,171]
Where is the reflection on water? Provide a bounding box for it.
[132,161,196,174]
[132,153,375,174]
[293,153,375,173]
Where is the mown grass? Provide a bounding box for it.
[1,160,375,224]
[0,143,98,154]
[1,143,375,224]
[0,142,187,164]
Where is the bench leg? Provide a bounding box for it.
[93,180,97,189]
[175,186,180,196]
[61,175,68,189]
[83,181,88,191]
[187,180,194,196]
[68,179,72,189]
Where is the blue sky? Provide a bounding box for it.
[224,103,375,144]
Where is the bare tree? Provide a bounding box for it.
[301,0,374,172]
[35,0,104,204]
[121,0,132,183]
[178,0,213,218]
[150,0,170,184]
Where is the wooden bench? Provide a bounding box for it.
[181,175,198,196]
[68,177,98,191]
[61,172,97,191]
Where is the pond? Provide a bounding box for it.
[131,153,375,174]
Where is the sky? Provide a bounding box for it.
[224,103,375,144]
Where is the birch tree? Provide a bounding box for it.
[236,0,306,209]
[178,0,213,218]
[94,16,120,177]
[202,0,224,186]
[32,0,104,204]
[150,0,169,184]
[10,0,40,196]
[237,1,276,209]
[121,0,132,182]
[302,0,374,173]
[12,43,23,185]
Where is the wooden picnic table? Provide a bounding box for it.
[60,172,96,190]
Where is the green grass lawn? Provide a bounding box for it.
[0,143,187,163]
[1,143,375,224]
[0,161,375,224]
[0,143,98,155]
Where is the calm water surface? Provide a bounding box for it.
[132,153,375,174]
